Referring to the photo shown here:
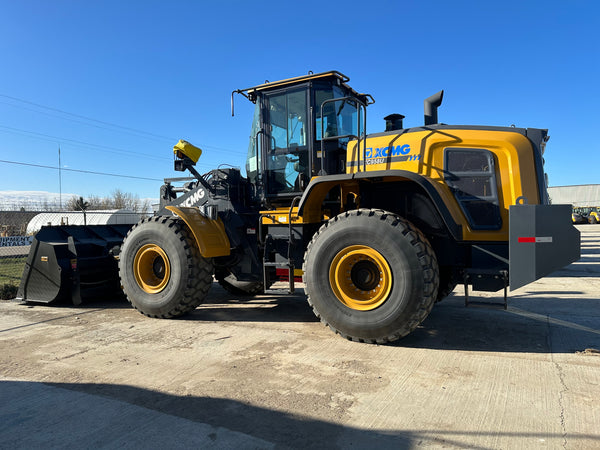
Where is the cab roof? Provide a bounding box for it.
[242,70,348,92]
[235,70,371,103]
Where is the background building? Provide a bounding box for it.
[548,185,600,207]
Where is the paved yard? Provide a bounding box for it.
[1,226,599,448]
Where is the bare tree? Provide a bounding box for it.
[62,191,151,213]
[111,189,127,209]
[41,199,60,212]
[110,189,150,213]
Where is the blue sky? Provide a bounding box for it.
[0,0,598,204]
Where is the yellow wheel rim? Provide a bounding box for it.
[133,244,171,294]
[329,245,392,311]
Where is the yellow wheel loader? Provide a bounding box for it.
[17,71,580,343]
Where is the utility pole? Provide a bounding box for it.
[58,145,62,209]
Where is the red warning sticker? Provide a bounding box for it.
[518,237,553,243]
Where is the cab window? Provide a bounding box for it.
[315,86,360,140]
[264,88,309,195]
[246,102,261,184]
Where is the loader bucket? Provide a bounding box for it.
[17,225,131,305]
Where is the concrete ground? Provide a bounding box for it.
[0,225,599,449]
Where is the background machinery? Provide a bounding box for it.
[17,71,581,343]
[572,206,599,224]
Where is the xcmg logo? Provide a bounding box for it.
[181,188,206,207]
[365,144,411,158]
[363,144,420,165]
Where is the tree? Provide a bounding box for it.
[110,189,151,213]
[41,199,60,212]
[66,196,91,224]
[66,191,151,214]
[87,194,111,210]
[67,196,90,211]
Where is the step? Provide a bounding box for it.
[263,262,292,268]
[463,269,508,310]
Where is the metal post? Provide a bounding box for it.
[58,146,62,209]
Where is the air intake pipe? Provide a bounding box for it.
[384,113,405,131]
[424,90,444,126]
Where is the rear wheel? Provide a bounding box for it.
[119,216,213,318]
[303,209,439,343]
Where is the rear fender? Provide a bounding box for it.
[165,206,230,258]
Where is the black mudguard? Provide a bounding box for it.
[509,204,581,290]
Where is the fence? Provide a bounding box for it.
[0,209,148,299]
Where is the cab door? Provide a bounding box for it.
[261,87,311,198]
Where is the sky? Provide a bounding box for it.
[0,0,598,206]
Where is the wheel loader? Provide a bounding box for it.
[580,207,599,224]
[17,71,581,343]
[573,206,599,224]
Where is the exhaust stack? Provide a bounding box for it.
[424,90,444,126]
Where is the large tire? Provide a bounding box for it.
[217,273,264,297]
[303,209,439,343]
[119,216,213,318]
[590,215,598,224]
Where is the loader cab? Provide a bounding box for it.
[241,71,370,207]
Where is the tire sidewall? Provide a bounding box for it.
[120,219,190,316]
[305,212,428,339]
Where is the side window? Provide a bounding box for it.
[315,86,360,140]
[445,148,502,230]
[315,86,364,175]
[267,89,307,151]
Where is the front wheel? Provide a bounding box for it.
[119,216,213,318]
[303,209,439,343]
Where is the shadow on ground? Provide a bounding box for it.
[2,380,598,449]
[402,293,600,354]
[9,278,600,355]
